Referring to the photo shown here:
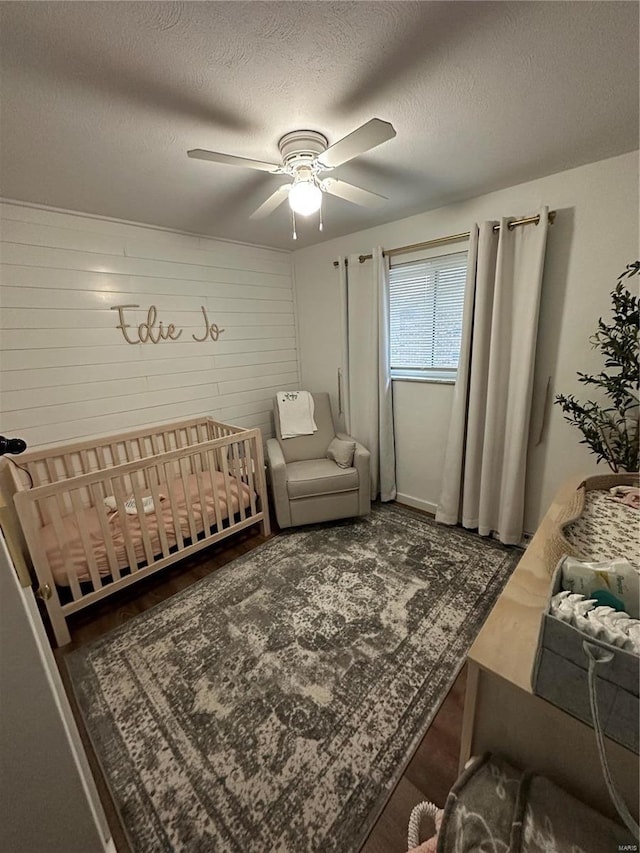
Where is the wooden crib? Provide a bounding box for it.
[9,416,270,646]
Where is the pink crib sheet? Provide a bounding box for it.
[41,470,253,586]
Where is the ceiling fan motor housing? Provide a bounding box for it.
[278,130,329,171]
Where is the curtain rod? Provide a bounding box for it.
[331,210,556,267]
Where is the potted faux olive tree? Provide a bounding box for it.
[555,261,639,473]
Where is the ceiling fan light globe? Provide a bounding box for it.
[288,181,322,216]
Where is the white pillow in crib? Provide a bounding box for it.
[104,495,160,515]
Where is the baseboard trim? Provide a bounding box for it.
[395,493,438,516]
[395,496,532,546]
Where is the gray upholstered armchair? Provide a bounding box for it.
[266,392,371,528]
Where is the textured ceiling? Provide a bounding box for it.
[0,1,638,250]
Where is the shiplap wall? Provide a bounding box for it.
[0,201,299,449]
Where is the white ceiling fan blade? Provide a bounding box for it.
[249,185,291,219]
[323,179,387,208]
[187,149,280,172]
[318,119,396,168]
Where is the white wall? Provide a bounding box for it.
[0,202,298,449]
[293,151,639,532]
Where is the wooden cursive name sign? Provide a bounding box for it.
[111,304,225,344]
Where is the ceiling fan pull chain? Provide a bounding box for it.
[319,201,323,232]
[292,209,297,240]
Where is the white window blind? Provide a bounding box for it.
[389,251,468,381]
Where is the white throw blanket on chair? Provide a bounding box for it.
[276,391,317,439]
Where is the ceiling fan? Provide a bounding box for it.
[187,118,396,235]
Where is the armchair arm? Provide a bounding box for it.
[336,432,371,515]
[265,438,292,528]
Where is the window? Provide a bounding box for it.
[389,250,467,382]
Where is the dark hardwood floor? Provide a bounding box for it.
[52,523,465,853]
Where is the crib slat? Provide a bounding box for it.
[110,477,139,572]
[178,456,198,542]
[190,435,203,478]
[45,457,57,486]
[62,454,75,480]
[32,493,46,529]
[251,429,270,537]
[219,447,235,527]
[47,494,83,601]
[147,467,170,559]
[193,452,212,537]
[182,430,196,475]
[163,430,180,451]
[65,453,92,509]
[110,443,121,469]
[162,460,184,551]
[132,438,148,492]
[206,450,224,533]
[69,489,102,592]
[230,443,246,522]
[96,446,108,471]
[79,449,91,474]
[29,461,42,487]
[90,447,108,501]
[243,439,258,518]
[118,440,138,497]
[151,436,168,487]
[90,483,121,582]
[130,476,155,567]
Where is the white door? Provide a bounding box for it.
[0,532,114,853]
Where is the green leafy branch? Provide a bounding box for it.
[554,262,639,473]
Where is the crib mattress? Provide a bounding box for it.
[42,471,253,587]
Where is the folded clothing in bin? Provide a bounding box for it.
[409,753,634,852]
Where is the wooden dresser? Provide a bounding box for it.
[459,476,639,823]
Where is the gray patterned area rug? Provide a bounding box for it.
[66,503,520,853]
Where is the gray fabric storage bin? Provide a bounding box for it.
[431,753,635,853]
[532,562,639,755]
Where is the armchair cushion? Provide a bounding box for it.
[274,392,336,463]
[326,437,356,469]
[286,459,359,500]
